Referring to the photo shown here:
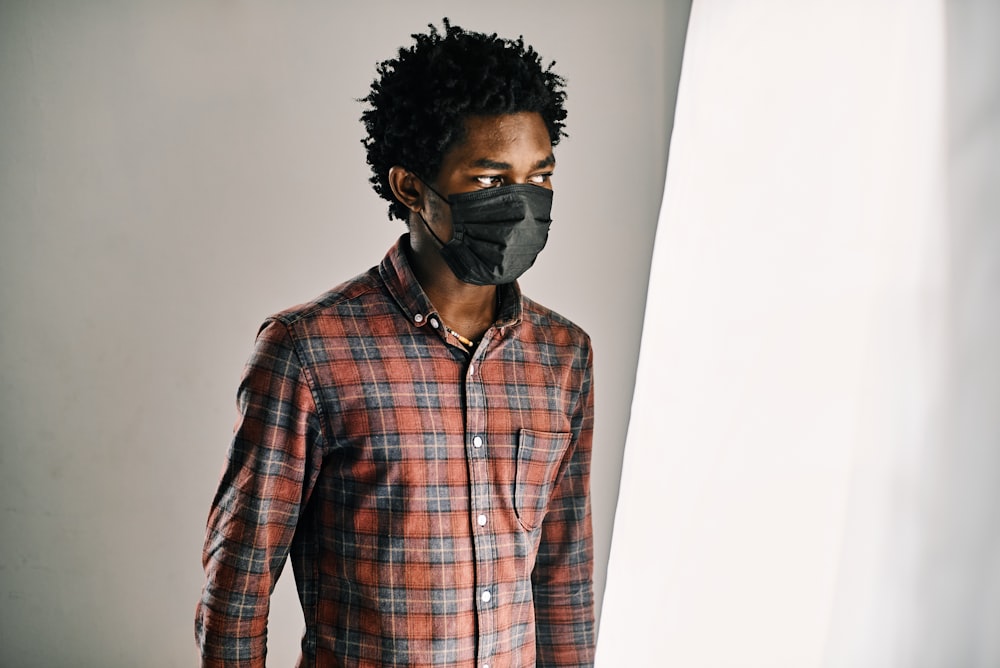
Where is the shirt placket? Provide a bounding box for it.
[464,332,498,668]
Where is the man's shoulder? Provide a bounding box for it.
[267,265,385,329]
[519,294,591,348]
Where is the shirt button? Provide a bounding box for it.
[468,364,475,376]
[429,317,439,329]
[477,514,487,527]
[472,436,483,448]
[414,313,424,323]
[481,590,491,603]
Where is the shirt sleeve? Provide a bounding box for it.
[531,340,596,667]
[195,319,324,667]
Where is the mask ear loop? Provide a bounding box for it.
[415,176,452,248]
[417,211,449,248]
[418,178,451,205]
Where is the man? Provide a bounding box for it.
[196,19,595,667]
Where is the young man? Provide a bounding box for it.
[196,20,595,667]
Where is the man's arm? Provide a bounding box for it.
[532,342,596,668]
[195,320,323,667]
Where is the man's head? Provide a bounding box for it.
[361,19,568,221]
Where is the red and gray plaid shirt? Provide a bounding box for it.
[196,236,595,667]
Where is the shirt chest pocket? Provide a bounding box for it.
[514,429,573,531]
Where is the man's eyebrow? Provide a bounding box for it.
[469,154,556,170]
[533,154,556,169]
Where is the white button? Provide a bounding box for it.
[477,514,487,526]
[414,313,424,323]
[472,436,483,448]
[429,317,439,329]
[481,590,491,603]
[483,664,490,668]
[468,364,475,376]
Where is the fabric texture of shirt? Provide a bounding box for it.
[196,235,596,667]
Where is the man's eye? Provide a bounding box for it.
[475,176,503,187]
[529,173,552,184]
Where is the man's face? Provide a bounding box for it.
[425,111,555,240]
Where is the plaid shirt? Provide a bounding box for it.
[196,236,595,667]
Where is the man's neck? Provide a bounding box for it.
[407,242,497,341]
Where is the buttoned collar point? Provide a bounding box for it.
[380,234,523,335]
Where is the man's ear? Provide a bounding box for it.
[388,166,423,213]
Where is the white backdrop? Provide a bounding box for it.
[599,1,999,666]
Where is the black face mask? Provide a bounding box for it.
[418,182,553,285]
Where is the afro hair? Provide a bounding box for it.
[360,18,568,221]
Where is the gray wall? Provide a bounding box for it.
[0,2,690,665]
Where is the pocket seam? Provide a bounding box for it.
[513,429,572,531]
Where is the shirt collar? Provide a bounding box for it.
[379,234,523,329]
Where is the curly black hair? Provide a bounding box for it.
[360,18,568,221]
